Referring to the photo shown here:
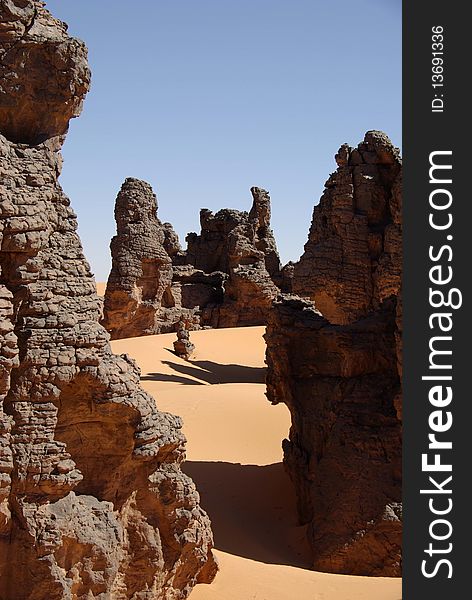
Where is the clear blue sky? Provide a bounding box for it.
[45,0,401,281]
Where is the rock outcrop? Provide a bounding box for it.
[171,266,226,329]
[183,186,281,328]
[103,184,282,338]
[162,221,183,259]
[0,2,216,597]
[102,178,229,339]
[293,131,402,326]
[173,319,195,361]
[102,178,196,339]
[266,132,402,576]
[0,0,90,145]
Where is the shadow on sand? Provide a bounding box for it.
[141,372,205,385]
[142,358,266,386]
[183,461,310,568]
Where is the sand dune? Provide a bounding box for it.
[112,327,288,465]
[110,325,402,600]
[96,282,107,296]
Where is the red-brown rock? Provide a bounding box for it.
[293,131,402,326]
[266,132,402,576]
[184,187,281,327]
[0,0,90,145]
[101,178,197,339]
[103,184,283,337]
[0,2,216,597]
[102,178,230,339]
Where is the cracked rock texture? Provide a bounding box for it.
[102,178,202,340]
[0,1,216,597]
[183,186,281,328]
[102,178,227,339]
[0,0,90,145]
[293,131,402,327]
[266,132,402,576]
[103,184,282,338]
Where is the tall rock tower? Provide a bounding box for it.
[0,2,216,597]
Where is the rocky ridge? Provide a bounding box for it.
[103,184,282,338]
[102,177,202,339]
[0,2,216,597]
[266,132,402,576]
[184,186,281,328]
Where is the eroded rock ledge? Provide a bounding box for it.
[0,1,216,597]
[103,182,283,338]
[101,177,198,339]
[266,132,402,576]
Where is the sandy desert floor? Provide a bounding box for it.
[106,294,402,599]
[96,281,107,296]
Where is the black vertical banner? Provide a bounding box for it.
[403,2,470,598]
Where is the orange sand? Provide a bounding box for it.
[110,323,402,600]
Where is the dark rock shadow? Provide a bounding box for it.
[141,372,204,385]
[145,359,266,385]
[183,461,311,568]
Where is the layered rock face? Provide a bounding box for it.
[171,266,226,330]
[266,132,402,576]
[103,184,282,338]
[102,178,199,339]
[0,0,89,145]
[0,2,216,597]
[102,178,228,339]
[293,131,402,325]
[184,187,281,327]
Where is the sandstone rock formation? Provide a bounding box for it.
[0,2,216,597]
[162,221,183,259]
[0,0,90,145]
[183,186,281,328]
[103,184,283,338]
[266,132,402,576]
[173,319,195,361]
[102,178,194,339]
[102,177,229,339]
[171,266,227,329]
[293,131,402,326]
